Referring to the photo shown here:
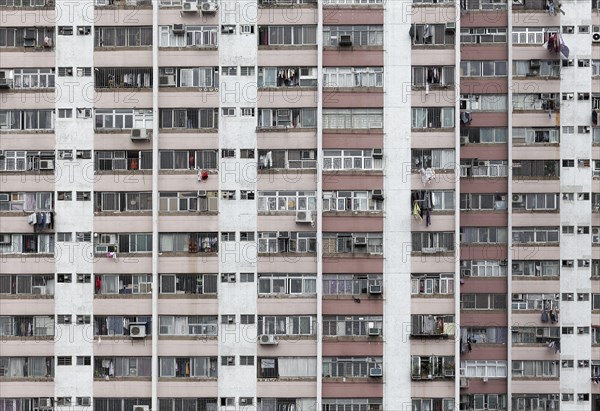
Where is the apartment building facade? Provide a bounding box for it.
[0,0,599,410]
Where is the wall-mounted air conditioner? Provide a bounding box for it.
[259,334,278,345]
[131,128,151,141]
[296,210,312,223]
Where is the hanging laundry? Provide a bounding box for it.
[541,310,549,323]
[27,213,37,225]
[413,201,423,223]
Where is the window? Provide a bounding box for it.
[158,274,217,295]
[157,67,218,88]
[410,355,455,379]
[77,26,91,35]
[221,273,236,283]
[221,190,235,200]
[221,398,234,407]
[159,191,218,213]
[221,107,235,116]
[512,293,560,311]
[512,160,559,178]
[76,232,91,242]
[158,316,218,336]
[512,227,560,244]
[411,232,455,253]
[322,399,385,411]
[257,315,315,335]
[513,93,559,111]
[513,127,560,144]
[158,232,218,253]
[95,192,152,212]
[411,66,455,87]
[95,233,152,253]
[76,67,92,77]
[462,260,508,277]
[512,260,560,277]
[57,274,72,283]
[76,356,91,366]
[159,357,217,377]
[11,68,55,89]
[412,399,456,411]
[512,60,560,77]
[322,150,382,170]
[240,25,255,34]
[409,24,455,46]
[258,274,317,295]
[258,108,317,128]
[512,360,559,377]
[258,232,317,254]
[460,228,508,244]
[76,273,91,283]
[324,190,384,212]
[258,191,317,212]
[221,149,235,158]
[258,357,317,378]
[321,232,383,255]
[259,25,317,46]
[240,273,254,282]
[241,108,255,117]
[323,316,383,337]
[411,274,454,295]
[95,109,153,130]
[240,149,255,159]
[0,27,54,48]
[221,232,235,242]
[461,360,507,378]
[460,193,507,210]
[57,232,72,242]
[323,357,382,378]
[258,66,317,87]
[411,149,455,169]
[159,108,218,129]
[159,25,218,47]
[158,150,217,170]
[512,27,558,45]
[57,109,72,119]
[76,315,91,325]
[240,191,255,200]
[95,26,153,47]
[238,66,254,77]
[460,61,508,77]
[221,356,235,366]
[323,274,382,295]
[324,67,384,88]
[57,315,71,324]
[461,293,507,310]
[323,109,383,129]
[563,159,575,167]
[0,111,54,130]
[94,316,151,336]
[463,327,507,344]
[57,356,72,366]
[76,192,91,201]
[240,315,255,325]
[460,94,507,111]
[221,66,237,76]
[412,107,454,128]
[460,27,507,43]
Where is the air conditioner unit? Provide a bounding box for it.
[200,0,217,13]
[182,0,198,12]
[369,367,383,377]
[159,75,176,87]
[296,210,312,223]
[354,236,367,245]
[172,24,185,35]
[460,136,469,145]
[372,189,384,200]
[461,268,471,276]
[60,151,73,160]
[32,286,47,295]
[339,34,352,46]
[594,32,600,42]
[197,190,207,197]
[512,362,523,371]
[369,284,382,294]
[368,327,381,336]
[129,323,146,338]
[132,406,150,411]
[530,59,541,68]
[512,293,524,301]
[301,150,315,160]
[512,194,523,202]
[94,244,109,254]
[372,148,383,159]
[131,128,151,141]
[259,334,278,345]
[39,160,54,170]
[278,231,289,238]
[445,21,456,32]
[0,234,11,244]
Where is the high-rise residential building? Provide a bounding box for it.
[0,0,599,409]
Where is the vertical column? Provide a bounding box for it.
[559,1,593,408]
[54,0,95,406]
[218,0,258,406]
[383,0,413,407]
